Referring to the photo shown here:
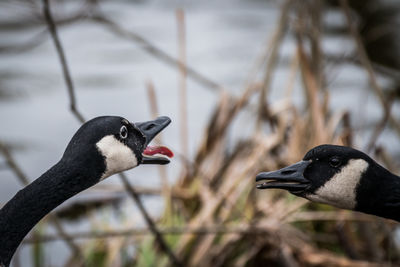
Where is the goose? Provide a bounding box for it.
[0,116,173,266]
[256,144,400,222]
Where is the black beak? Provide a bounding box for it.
[255,160,311,192]
[134,116,172,165]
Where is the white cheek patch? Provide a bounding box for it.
[306,159,369,209]
[96,135,138,180]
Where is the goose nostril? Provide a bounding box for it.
[281,169,296,175]
[145,124,156,131]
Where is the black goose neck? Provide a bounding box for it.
[0,153,104,266]
[355,162,400,222]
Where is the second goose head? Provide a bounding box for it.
[256,145,400,221]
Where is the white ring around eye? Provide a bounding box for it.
[120,125,128,139]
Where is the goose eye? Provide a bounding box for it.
[329,157,341,168]
[120,125,128,139]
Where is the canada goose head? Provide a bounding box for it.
[256,145,380,210]
[62,116,173,180]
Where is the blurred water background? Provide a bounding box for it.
[1,0,400,266]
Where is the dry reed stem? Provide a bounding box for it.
[105,237,126,266]
[257,0,292,129]
[91,184,193,199]
[335,220,362,259]
[146,81,169,193]
[176,119,286,265]
[176,8,189,171]
[189,181,253,264]
[0,142,29,185]
[17,224,323,243]
[309,0,323,91]
[296,38,328,145]
[287,211,383,223]
[340,0,400,147]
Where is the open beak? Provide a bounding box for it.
[255,160,311,192]
[135,116,174,165]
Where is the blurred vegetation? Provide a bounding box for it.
[1,0,400,266]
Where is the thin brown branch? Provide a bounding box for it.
[90,10,271,129]
[366,98,394,152]
[287,211,384,223]
[91,184,193,199]
[91,13,223,92]
[0,142,29,185]
[21,216,385,244]
[43,3,180,265]
[0,0,95,55]
[0,30,48,54]
[43,0,85,123]
[118,173,183,267]
[22,225,282,243]
[43,3,181,266]
[42,1,180,265]
[0,8,90,55]
[0,7,86,31]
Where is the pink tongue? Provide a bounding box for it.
[143,146,174,158]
